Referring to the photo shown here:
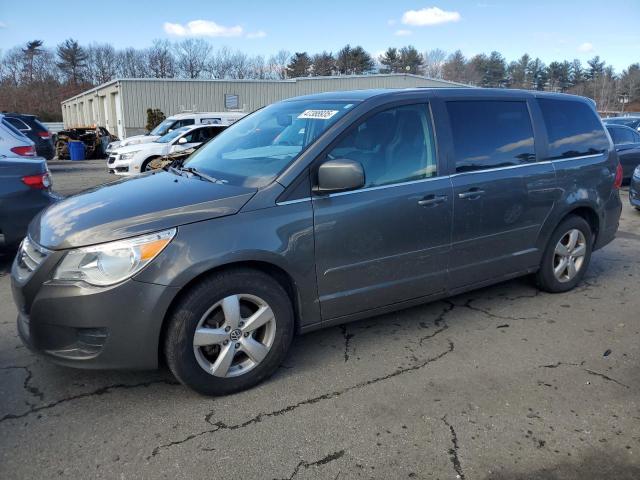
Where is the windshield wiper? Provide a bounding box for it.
[179,166,224,184]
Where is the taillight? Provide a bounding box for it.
[22,173,51,190]
[613,163,623,189]
[10,145,36,157]
[37,131,51,139]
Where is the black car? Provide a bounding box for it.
[604,116,640,131]
[0,156,58,249]
[2,113,55,160]
[606,124,640,181]
[11,89,622,395]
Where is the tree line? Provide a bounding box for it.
[1,38,638,121]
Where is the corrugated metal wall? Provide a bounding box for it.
[62,74,465,137]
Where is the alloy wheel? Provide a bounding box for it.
[192,294,277,377]
[552,228,587,283]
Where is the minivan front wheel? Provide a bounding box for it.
[164,269,294,396]
[536,216,593,293]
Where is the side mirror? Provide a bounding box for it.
[315,159,365,194]
[177,137,188,144]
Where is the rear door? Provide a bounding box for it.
[443,99,557,289]
[610,127,640,179]
[312,102,453,320]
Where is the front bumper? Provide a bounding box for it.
[107,155,135,176]
[11,257,179,369]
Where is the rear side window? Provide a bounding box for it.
[447,101,535,173]
[538,99,609,160]
[609,127,638,145]
[5,117,30,131]
[175,119,195,128]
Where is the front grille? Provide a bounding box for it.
[15,237,50,281]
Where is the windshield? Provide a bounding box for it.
[156,126,191,143]
[150,118,177,136]
[184,100,355,187]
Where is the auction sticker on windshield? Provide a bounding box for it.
[298,110,339,120]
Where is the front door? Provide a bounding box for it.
[444,99,557,288]
[312,103,453,320]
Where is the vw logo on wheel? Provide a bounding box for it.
[229,329,242,342]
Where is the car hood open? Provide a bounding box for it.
[29,170,256,250]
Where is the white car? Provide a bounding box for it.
[107,124,226,175]
[105,112,245,155]
[0,114,37,158]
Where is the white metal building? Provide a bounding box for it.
[61,74,466,138]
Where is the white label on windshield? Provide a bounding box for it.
[298,110,339,120]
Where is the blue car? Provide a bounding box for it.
[630,166,640,210]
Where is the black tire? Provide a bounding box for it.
[535,215,593,293]
[140,157,156,172]
[164,268,294,396]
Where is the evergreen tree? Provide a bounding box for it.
[286,52,312,77]
[56,38,88,85]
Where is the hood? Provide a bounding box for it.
[115,142,163,155]
[30,171,256,250]
[120,135,159,147]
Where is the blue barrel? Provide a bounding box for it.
[69,141,85,161]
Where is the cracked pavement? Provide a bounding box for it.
[0,172,638,479]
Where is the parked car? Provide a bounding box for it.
[2,113,54,159]
[630,165,640,210]
[105,112,246,155]
[603,116,640,131]
[107,124,227,175]
[0,155,57,249]
[11,89,622,395]
[0,114,37,158]
[606,124,640,181]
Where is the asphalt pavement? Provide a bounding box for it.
[0,166,638,479]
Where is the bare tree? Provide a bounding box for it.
[424,48,446,79]
[268,50,290,79]
[117,48,149,78]
[86,43,117,85]
[251,55,269,79]
[147,39,175,78]
[208,47,235,79]
[174,39,211,79]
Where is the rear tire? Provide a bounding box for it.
[535,215,593,293]
[164,268,294,396]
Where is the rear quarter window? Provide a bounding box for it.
[538,99,609,160]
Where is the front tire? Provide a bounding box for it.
[535,215,593,293]
[164,269,294,396]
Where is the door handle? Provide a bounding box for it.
[458,189,485,200]
[418,194,447,206]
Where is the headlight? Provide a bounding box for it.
[54,229,176,286]
[634,165,640,180]
[119,151,140,161]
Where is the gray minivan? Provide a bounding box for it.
[11,89,623,395]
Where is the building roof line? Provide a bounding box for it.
[61,74,467,104]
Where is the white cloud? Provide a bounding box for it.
[0,21,6,28]
[401,7,461,26]
[163,20,243,37]
[247,30,267,39]
[578,42,594,53]
[395,29,413,36]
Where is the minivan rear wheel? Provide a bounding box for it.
[535,215,593,293]
[164,268,294,396]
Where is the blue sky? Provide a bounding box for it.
[1,0,639,71]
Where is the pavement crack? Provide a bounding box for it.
[442,415,466,480]
[0,379,179,424]
[584,369,630,389]
[418,302,455,346]
[0,364,44,402]
[461,298,536,321]
[539,361,585,369]
[339,325,354,362]
[150,341,455,459]
[276,450,345,480]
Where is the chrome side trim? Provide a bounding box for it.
[548,152,605,163]
[326,176,443,198]
[276,197,311,206]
